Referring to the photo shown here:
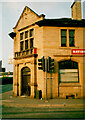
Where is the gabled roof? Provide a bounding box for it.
[13,6,45,29]
[35,18,85,27]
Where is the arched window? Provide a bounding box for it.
[59,60,79,83]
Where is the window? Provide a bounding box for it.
[59,60,78,69]
[20,28,34,52]
[61,30,67,47]
[25,40,28,50]
[59,60,79,83]
[25,31,28,39]
[61,29,75,47]
[20,41,24,51]
[30,38,33,48]
[20,33,24,40]
[30,29,34,37]
[69,30,75,47]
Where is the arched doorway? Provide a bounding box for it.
[21,67,31,96]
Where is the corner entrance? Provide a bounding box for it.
[21,67,31,96]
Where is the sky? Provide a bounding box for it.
[0,0,84,72]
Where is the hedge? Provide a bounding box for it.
[0,77,13,85]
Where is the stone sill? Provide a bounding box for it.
[59,83,81,87]
[14,54,38,59]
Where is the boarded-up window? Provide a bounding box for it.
[59,60,79,83]
[59,69,79,83]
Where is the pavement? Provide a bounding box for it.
[1,85,85,119]
[2,91,84,108]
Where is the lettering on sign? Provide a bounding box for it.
[71,49,85,55]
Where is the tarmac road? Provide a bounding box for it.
[1,84,85,119]
[2,107,84,119]
[0,84,13,94]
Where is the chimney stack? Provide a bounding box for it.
[71,0,82,20]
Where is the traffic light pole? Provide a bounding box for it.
[45,58,47,100]
[38,56,54,100]
[50,70,53,99]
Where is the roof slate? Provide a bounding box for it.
[35,18,85,27]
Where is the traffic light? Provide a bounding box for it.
[38,56,45,72]
[48,56,54,72]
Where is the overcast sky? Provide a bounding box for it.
[0,0,84,72]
